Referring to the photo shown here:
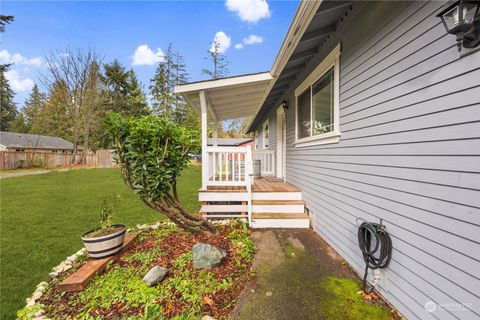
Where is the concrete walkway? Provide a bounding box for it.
[0,170,50,179]
[232,229,392,320]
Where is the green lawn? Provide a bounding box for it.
[0,166,201,320]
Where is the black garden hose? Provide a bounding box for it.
[357,219,392,294]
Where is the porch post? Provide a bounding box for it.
[213,120,218,147]
[199,90,208,190]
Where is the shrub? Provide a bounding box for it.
[105,113,217,234]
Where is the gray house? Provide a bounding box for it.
[0,131,79,153]
[175,1,480,319]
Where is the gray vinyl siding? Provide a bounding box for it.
[257,1,480,319]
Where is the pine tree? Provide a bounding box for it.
[102,60,130,114]
[102,60,148,116]
[31,80,69,139]
[127,70,148,116]
[172,51,192,125]
[0,15,14,72]
[0,66,17,130]
[202,40,229,80]
[19,84,47,132]
[150,44,175,118]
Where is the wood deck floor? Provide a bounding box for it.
[201,178,301,193]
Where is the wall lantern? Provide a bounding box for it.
[437,0,480,51]
[281,100,289,113]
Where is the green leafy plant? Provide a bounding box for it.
[85,194,121,238]
[228,222,256,264]
[105,113,217,234]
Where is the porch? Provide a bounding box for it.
[174,73,309,228]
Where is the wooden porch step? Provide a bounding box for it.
[200,186,247,193]
[202,214,248,219]
[253,213,310,219]
[200,204,248,213]
[252,200,304,205]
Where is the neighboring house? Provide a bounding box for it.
[207,137,253,148]
[175,1,480,319]
[0,131,80,153]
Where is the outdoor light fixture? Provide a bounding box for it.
[437,0,480,51]
[281,100,289,113]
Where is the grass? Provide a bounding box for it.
[0,166,201,320]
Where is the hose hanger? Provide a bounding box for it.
[356,218,393,294]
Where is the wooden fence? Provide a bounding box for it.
[0,149,117,172]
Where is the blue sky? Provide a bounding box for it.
[2,0,299,107]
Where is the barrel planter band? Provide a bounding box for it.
[81,224,126,259]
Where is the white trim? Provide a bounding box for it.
[251,192,302,201]
[294,44,341,148]
[262,119,269,149]
[294,132,341,147]
[174,72,272,93]
[200,91,208,189]
[276,106,286,179]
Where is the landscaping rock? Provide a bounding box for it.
[143,266,168,286]
[201,316,216,320]
[192,243,227,269]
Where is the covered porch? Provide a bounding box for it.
[174,73,309,228]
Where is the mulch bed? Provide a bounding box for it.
[39,223,254,319]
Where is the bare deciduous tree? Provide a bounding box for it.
[41,47,103,163]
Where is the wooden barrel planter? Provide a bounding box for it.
[81,224,126,259]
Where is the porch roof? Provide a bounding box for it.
[174,72,273,121]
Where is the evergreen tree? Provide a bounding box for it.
[0,66,17,130]
[202,40,229,80]
[127,69,148,116]
[172,51,193,125]
[102,60,130,114]
[102,60,148,116]
[0,15,14,72]
[31,80,69,139]
[19,84,46,132]
[150,44,175,118]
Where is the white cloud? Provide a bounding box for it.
[225,0,271,23]
[243,34,264,45]
[5,69,34,92]
[0,50,43,67]
[131,44,165,66]
[210,31,231,54]
[235,35,264,49]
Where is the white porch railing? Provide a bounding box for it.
[205,146,254,187]
[204,145,253,225]
[253,150,276,176]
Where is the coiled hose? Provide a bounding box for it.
[357,219,392,294]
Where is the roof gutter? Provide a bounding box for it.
[245,0,323,133]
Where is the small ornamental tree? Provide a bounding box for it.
[105,113,218,234]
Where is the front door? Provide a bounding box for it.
[276,106,286,180]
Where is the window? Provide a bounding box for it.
[254,130,259,150]
[295,44,341,147]
[263,120,269,149]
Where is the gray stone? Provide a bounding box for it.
[142,266,168,286]
[192,243,227,269]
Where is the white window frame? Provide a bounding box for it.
[254,130,259,150]
[262,119,269,149]
[294,43,341,147]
